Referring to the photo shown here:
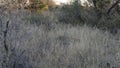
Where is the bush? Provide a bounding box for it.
[57,0,86,25]
[25,11,58,31]
[58,0,120,33]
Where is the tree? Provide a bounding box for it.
[107,0,120,14]
[88,0,120,15]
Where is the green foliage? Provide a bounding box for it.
[59,0,120,33]
[96,0,110,8]
[97,15,120,30]
[58,0,86,25]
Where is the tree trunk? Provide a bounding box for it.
[93,0,97,8]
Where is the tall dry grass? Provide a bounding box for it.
[0,9,120,68]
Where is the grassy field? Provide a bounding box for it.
[0,9,120,68]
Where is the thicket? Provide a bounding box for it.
[58,0,120,34]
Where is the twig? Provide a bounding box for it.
[3,20,9,53]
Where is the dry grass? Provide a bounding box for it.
[0,10,120,68]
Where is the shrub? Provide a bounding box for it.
[57,0,86,25]
[58,0,120,33]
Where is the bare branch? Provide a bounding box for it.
[3,20,9,53]
[107,0,120,14]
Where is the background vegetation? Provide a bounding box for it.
[58,0,120,33]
